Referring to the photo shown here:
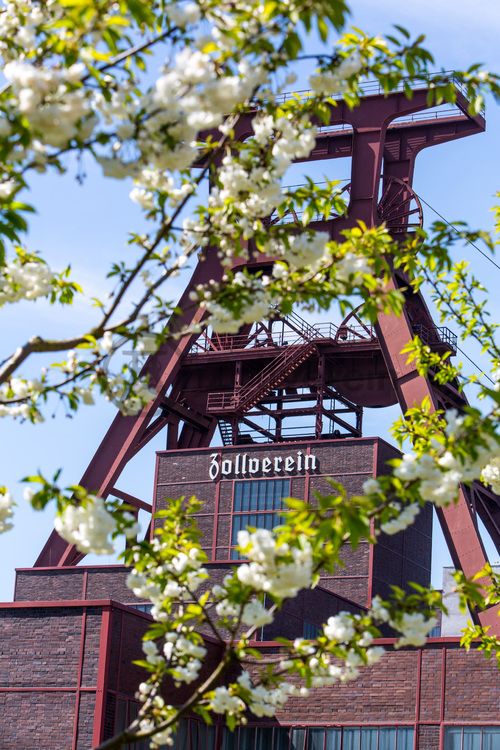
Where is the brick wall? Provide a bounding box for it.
[1,597,498,749]
[0,602,152,750]
[259,641,500,746]
[0,692,76,749]
[14,566,143,605]
[154,438,431,608]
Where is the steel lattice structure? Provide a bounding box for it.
[35,80,499,632]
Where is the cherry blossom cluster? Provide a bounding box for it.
[54,495,118,555]
[0,488,14,533]
[266,231,331,273]
[287,614,386,688]
[0,0,279,191]
[371,597,437,648]
[3,60,93,148]
[127,543,208,624]
[92,49,269,186]
[211,672,293,718]
[236,527,313,599]
[379,502,420,536]
[363,407,500,536]
[0,376,44,420]
[48,487,142,555]
[0,0,57,59]
[0,256,55,306]
[208,114,317,231]
[104,374,157,417]
[309,52,363,96]
[142,633,207,687]
[482,457,500,494]
[203,276,275,334]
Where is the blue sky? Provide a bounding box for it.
[1,0,500,601]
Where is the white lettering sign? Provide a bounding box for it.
[209,450,318,481]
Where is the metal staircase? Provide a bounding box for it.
[207,340,317,415]
[218,419,234,445]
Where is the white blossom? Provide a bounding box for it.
[167,2,201,27]
[0,489,14,533]
[309,52,362,95]
[244,680,292,717]
[287,232,329,269]
[365,646,385,665]
[481,456,500,494]
[236,528,313,599]
[100,331,114,354]
[54,496,116,555]
[323,613,355,643]
[215,598,240,618]
[336,252,371,282]
[337,52,363,79]
[370,596,390,623]
[142,640,163,666]
[241,599,274,627]
[210,687,245,715]
[0,259,55,306]
[0,179,16,199]
[130,187,155,211]
[444,408,465,437]
[391,611,437,648]
[381,503,420,535]
[362,478,381,495]
[4,61,93,147]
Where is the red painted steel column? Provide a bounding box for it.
[72,607,87,750]
[414,648,422,750]
[366,440,379,607]
[375,290,499,632]
[92,608,113,747]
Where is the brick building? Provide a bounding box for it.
[1,437,499,749]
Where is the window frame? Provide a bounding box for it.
[444,726,500,750]
[229,478,292,559]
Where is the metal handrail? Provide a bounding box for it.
[191,318,379,356]
[413,323,457,352]
[308,106,466,138]
[271,71,484,116]
[189,330,305,355]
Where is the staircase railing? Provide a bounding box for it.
[207,341,316,414]
[283,310,322,342]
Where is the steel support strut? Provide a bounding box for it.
[35,251,222,567]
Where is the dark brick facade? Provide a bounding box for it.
[1,438,498,749]
[0,601,152,749]
[14,566,142,604]
[1,594,498,750]
[154,438,432,608]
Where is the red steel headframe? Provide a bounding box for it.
[34,82,499,631]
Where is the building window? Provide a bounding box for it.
[231,479,291,558]
[221,725,414,750]
[303,622,321,639]
[222,726,292,750]
[343,727,413,750]
[444,727,500,750]
[114,700,150,750]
